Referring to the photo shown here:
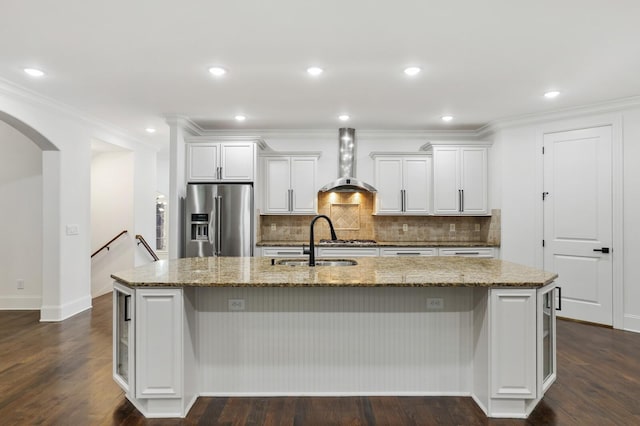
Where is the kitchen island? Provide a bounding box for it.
[112,257,558,419]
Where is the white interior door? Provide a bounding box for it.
[543,126,612,325]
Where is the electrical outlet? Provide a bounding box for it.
[17,279,24,290]
[449,224,456,232]
[475,224,481,231]
[271,223,277,231]
[228,299,245,311]
[402,224,408,232]
[427,298,444,310]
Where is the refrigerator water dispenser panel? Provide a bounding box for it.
[191,214,209,241]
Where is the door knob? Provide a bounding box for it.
[593,247,610,254]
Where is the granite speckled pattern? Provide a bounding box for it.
[111,257,557,288]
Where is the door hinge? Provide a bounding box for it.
[542,146,545,154]
[542,192,549,201]
[542,240,545,247]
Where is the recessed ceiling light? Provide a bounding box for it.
[208,67,227,77]
[235,115,247,122]
[24,68,45,77]
[441,115,454,122]
[404,67,421,76]
[338,114,350,121]
[145,128,156,134]
[306,66,323,76]
[544,90,560,99]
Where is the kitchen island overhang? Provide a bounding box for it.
[112,257,558,419]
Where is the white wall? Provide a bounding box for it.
[0,121,42,309]
[490,126,540,267]
[622,108,640,332]
[0,80,158,320]
[90,150,134,297]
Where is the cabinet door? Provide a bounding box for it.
[403,157,430,214]
[221,143,255,181]
[187,144,219,181]
[432,147,461,214]
[113,283,134,394]
[263,157,292,214]
[290,157,318,214]
[374,157,403,214]
[136,288,183,399]
[490,289,537,399]
[538,284,557,394]
[460,147,488,214]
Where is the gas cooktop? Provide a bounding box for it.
[319,239,377,245]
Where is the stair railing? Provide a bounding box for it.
[135,234,160,261]
[91,230,128,258]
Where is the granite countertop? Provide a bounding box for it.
[257,240,499,247]
[111,257,556,288]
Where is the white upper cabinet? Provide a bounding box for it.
[428,143,490,215]
[187,142,255,182]
[262,153,319,214]
[371,153,431,215]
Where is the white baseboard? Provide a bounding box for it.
[40,295,92,322]
[623,314,640,333]
[0,295,42,310]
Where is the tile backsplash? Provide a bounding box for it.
[259,192,501,245]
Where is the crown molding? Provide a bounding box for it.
[0,77,153,150]
[480,95,640,136]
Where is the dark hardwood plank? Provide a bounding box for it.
[1,295,640,425]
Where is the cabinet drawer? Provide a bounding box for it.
[380,248,436,256]
[438,247,494,258]
[317,247,379,257]
[262,247,306,257]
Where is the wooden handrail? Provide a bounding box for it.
[136,234,160,261]
[91,230,128,258]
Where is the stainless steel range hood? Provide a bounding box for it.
[319,128,377,193]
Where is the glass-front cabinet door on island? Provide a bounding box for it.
[113,283,134,393]
[538,284,558,393]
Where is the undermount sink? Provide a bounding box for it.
[274,258,358,267]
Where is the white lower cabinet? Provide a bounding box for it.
[477,283,557,418]
[112,284,196,418]
[380,247,436,256]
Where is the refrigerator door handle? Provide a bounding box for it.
[216,196,223,256]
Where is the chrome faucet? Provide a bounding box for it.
[303,214,338,266]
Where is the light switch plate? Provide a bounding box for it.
[66,224,79,235]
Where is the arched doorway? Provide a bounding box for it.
[0,111,61,321]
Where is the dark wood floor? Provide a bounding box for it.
[1,294,639,425]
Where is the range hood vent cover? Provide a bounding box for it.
[319,128,377,193]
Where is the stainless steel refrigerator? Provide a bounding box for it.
[184,183,253,257]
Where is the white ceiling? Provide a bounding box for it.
[1,0,639,144]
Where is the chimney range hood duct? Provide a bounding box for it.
[319,128,377,193]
